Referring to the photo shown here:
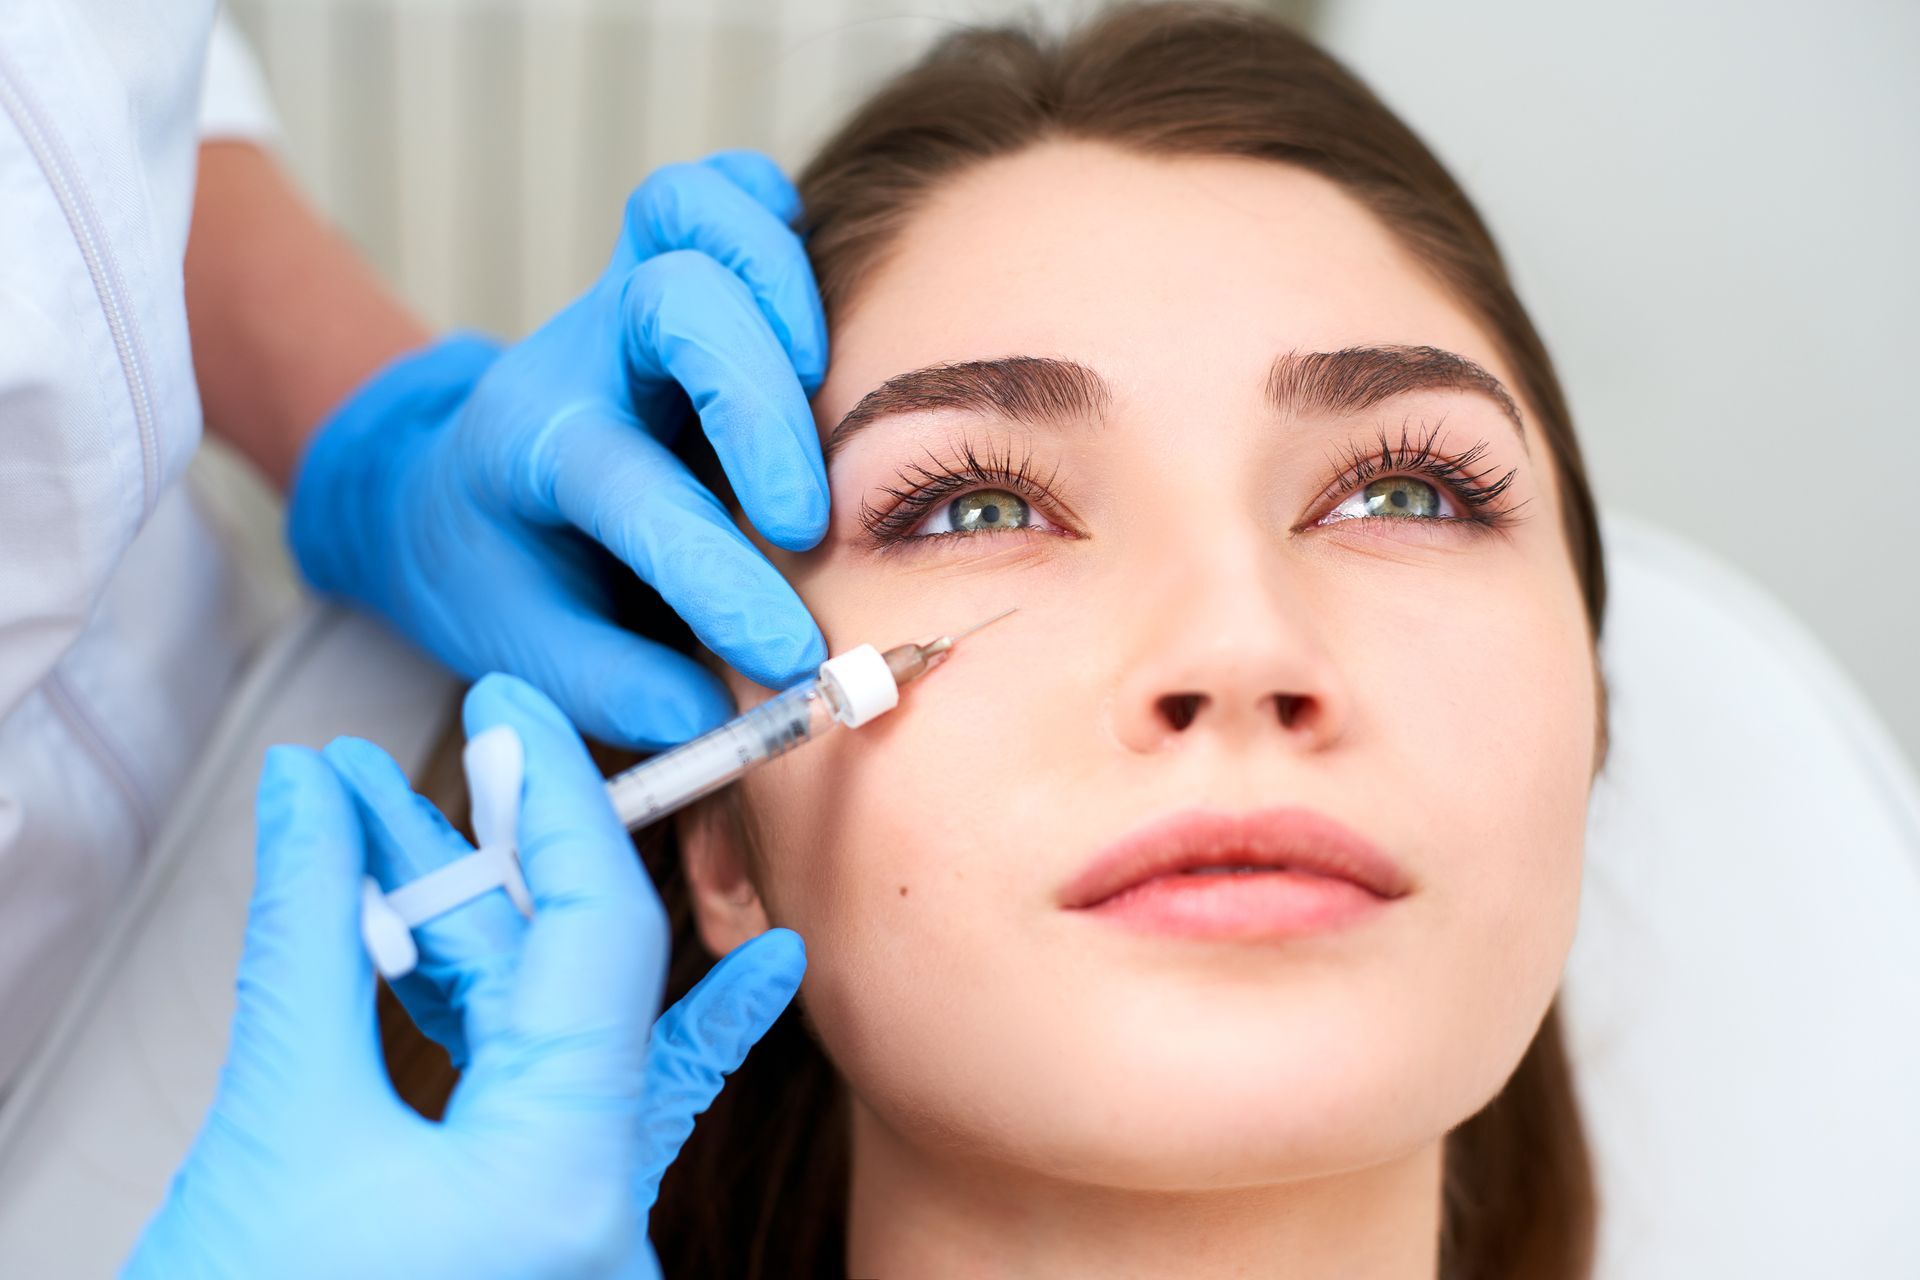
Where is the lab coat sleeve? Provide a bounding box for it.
[198,11,279,144]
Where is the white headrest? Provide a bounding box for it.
[1566,515,1920,1276]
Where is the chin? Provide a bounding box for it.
[957,1002,1473,1191]
[1003,1084,1447,1193]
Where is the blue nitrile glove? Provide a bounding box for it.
[288,150,830,750]
[125,674,806,1280]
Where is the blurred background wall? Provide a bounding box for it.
[222,0,1919,764]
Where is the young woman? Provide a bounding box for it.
[394,5,1606,1276]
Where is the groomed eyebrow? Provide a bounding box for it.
[1265,345,1527,452]
[824,357,1111,463]
[824,344,1526,463]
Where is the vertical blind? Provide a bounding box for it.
[228,0,1303,337]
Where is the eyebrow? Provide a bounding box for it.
[824,357,1110,463]
[1265,345,1528,452]
[824,344,1525,462]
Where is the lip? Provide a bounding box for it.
[1058,807,1412,939]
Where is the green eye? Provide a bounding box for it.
[945,488,1031,533]
[1359,477,1444,519]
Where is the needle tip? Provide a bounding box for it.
[914,606,1020,661]
[954,605,1019,642]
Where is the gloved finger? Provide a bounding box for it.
[633,929,806,1210]
[508,601,739,749]
[619,249,830,551]
[529,403,826,691]
[324,735,530,1067]
[407,518,744,747]
[611,158,826,390]
[453,675,668,1106]
[223,747,386,1113]
[700,149,802,226]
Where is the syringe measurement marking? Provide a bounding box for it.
[619,727,767,824]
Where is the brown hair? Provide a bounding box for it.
[387,4,1603,1276]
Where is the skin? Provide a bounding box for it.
[680,140,1597,1279]
[188,143,428,489]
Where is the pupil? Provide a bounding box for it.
[981,504,1001,523]
[1390,489,1408,508]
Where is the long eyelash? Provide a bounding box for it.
[1323,419,1526,527]
[859,435,1062,545]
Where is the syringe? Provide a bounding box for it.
[604,606,1017,831]
[361,613,1017,980]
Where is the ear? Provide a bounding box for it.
[676,794,772,958]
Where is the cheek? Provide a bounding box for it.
[742,539,1089,933]
[727,636,1042,937]
[727,626,1087,1128]
[1326,550,1594,1000]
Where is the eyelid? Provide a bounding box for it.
[857,435,1076,547]
[1302,421,1521,531]
[855,420,1522,552]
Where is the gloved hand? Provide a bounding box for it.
[125,674,805,1280]
[288,150,830,750]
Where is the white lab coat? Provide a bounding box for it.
[0,2,277,1091]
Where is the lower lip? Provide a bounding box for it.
[1074,869,1390,939]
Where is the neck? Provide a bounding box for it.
[844,1098,1445,1279]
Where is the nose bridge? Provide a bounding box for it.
[1104,518,1348,752]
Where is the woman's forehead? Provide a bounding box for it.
[818,140,1524,438]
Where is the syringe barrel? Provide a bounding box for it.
[606,679,835,830]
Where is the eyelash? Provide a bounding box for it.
[1312,421,1524,531]
[856,420,1524,550]
[858,437,1067,551]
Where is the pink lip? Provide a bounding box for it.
[1058,807,1412,940]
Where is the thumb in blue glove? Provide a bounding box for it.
[125,674,805,1280]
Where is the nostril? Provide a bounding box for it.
[1274,694,1306,729]
[1157,693,1207,731]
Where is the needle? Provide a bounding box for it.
[947,604,1020,644]
[918,605,1020,658]
[883,606,1021,684]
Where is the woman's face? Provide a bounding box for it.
[685,141,1596,1189]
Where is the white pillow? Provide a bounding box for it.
[1566,516,1920,1277]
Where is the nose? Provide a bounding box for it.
[1105,540,1350,756]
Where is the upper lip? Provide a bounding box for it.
[1057,807,1413,909]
